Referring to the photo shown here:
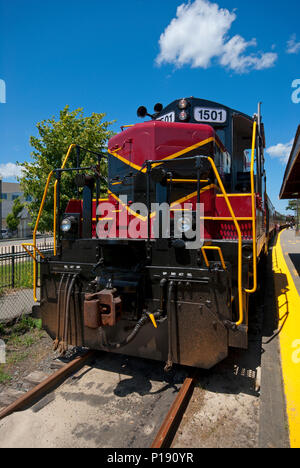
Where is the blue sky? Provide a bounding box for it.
[0,0,299,213]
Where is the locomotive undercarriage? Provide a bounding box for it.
[38,237,249,369]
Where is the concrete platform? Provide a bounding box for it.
[272,229,300,448]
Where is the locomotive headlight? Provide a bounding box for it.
[177,216,192,233]
[61,217,72,232]
[60,215,79,238]
[179,110,189,121]
[178,99,188,109]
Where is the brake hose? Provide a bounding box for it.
[100,311,162,350]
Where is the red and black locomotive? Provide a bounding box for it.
[34,97,286,369]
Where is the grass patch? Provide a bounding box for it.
[0,260,39,293]
[0,367,12,384]
[0,315,42,339]
[0,315,46,387]
[7,350,30,365]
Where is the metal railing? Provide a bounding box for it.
[245,120,258,294]
[22,144,77,301]
[0,242,54,322]
[22,144,107,302]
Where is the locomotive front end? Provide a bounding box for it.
[36,97,263,369]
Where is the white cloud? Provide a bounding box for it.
[266,140,293,164]
[0,162,23,180]
[156,0,277,73]
[286,34,300,54]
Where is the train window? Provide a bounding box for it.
[232,115,254,193]
[214,148,231,183]
[216,129,226,146]
[223,151,231,174]
[243,150,251,172]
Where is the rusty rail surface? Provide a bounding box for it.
[151,372,198,448]
[0,350,96,421]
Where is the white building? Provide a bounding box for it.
[0,180,32,238]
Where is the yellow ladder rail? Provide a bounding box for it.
[22,144,77,302]
[244,121,257,294]
[53,144,77,255]
[22,243,45,261]
[206,157,244,327]
[201,246,227,270]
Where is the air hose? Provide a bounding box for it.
[100,311,162,350]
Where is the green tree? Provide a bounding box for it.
[6,197,25,233]
[19,106,114,232]
[286,199,298,212]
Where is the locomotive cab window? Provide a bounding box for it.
[232,114,256,193]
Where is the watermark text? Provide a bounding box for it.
[291,79,300,104]
[0,79,6,104]
[292,339,300,364]
[96,197,204,249]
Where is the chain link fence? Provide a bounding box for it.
[0,241,54,323]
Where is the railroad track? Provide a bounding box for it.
[0,351,197,448]
[0,350,96,421]
[151,372,198,448]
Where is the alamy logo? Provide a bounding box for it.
[0,79,6,104]
[291,79,300,104]
[292,339,300,364]
[0,339,6,364]
[96,197,205,249]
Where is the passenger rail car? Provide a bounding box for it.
[29,98,286,369]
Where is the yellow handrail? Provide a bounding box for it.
[22,144,77,302]
[206,157,244,326]
[53,144,77,255]
[21,243,45,261]
[244,121,257,294]
[121,125,134,131]
[201,246,227,270]
[21,243,46,302]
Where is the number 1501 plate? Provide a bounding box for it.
[194,107,227,123]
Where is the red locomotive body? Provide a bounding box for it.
[33,97,287,369]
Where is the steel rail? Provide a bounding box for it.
[151,372,198,449]
[0,350,96,422]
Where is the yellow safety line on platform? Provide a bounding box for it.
[273,229,300,448]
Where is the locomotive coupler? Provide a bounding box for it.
[84,288,122,328]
